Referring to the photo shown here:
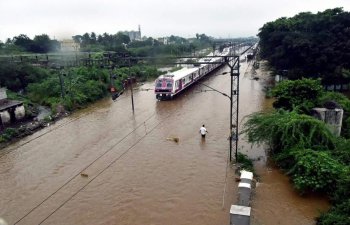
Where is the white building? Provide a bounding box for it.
[60,39,80,52]
[124,25,142,41]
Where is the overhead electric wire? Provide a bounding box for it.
[0,112,92,160]
[36,109,178,225]
[13,111,157,225]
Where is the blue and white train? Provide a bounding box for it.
[154,47,232,100]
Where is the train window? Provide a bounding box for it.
[156,82,162,87]
[167,83,172,87]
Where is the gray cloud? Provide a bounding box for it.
[0,0,349,41]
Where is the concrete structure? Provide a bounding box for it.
[312,105,343,136]
[239,170,253,185]
[0,88,25,127]
[230,205,251,225]
[237,182,251,207]
[14,105,25,120]
[60,39,80,52]
[275,74,287,82]
[325,84,349,91]
[230,170,254,225]
[0,88,7,103]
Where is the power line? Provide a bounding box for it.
[36,107,179,225]
[13,112,157,225]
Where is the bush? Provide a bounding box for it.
[27,75,62,104]
[242,110,336,153]
[0,63,49,91]
[1,128,19,141]
[317,199,350,225]
[332,170,350,203]
[272,78,324,112]
[237,152,254,172]
[286,149,345,193]
[332,138,350,164]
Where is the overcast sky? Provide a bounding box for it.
[0,0,349,42]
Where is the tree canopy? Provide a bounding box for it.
[72,32,131,52]
[10,34,60,53]
[258,8,350,84]
[271,78,324,111]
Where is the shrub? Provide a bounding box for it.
[242,110,336,153]
[317,199,350,225]
[271,78,324,112]
[332,138,350,164]
[287,149,345,193]
[332,170,350,203]
[1,128,19,141]
[237,152,254,172]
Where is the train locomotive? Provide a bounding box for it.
[154,47,232,100]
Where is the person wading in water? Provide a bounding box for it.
[199,124,208,138]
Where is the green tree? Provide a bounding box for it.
[0,63,49,91]
[258,8,350,83]
[271,78,324,111]
[32,34,59,53]
[13,34,33,51]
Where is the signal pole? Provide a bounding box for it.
[225,51,240,162]
[128,58,135,113]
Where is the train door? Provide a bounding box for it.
[178,79,182,90]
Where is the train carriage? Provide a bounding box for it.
[154,47,232,100]
[155,67,199,100]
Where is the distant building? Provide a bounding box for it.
[157,37,169,45]
[60,39,80,52]
[124,25,142,41]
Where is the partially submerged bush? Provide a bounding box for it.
[242,110,336,153]
[237,152,254,172]
[243,107,350,224]
[286,149,345,193]
[317,199,350,225]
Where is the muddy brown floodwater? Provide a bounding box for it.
[240,61,330,225]
[0,56,328,225]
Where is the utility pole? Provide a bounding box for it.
[129,78,135,113]
[128,58,135,113]
[110,43,246,159]
[58,66,65,99]
[225,53,240,162]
